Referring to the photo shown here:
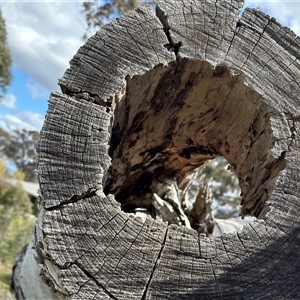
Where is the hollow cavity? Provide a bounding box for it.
[104,57,286,229]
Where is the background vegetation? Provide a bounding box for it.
[0,7,12,99]
[0,160,35,299]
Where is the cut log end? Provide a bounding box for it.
[11,1,299,298]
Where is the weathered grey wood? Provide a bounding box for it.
[59,5,174,98]
[12,0,300,299]
[11,239,56,300]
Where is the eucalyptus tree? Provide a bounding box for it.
[0,8,12,98]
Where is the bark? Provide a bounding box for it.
[12,0,300,299]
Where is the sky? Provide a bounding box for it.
[0,0,299,134]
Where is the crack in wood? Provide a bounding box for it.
[156,4,182,58]
[73,261,118,300]
[45,188,97,211]
[283,112,298,151]
[60,87,115,111]
[141,227,168,300]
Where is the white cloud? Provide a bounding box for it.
[0,111,44,133]
[26,80,48,100]
[291,20,300,36]
[0,115,26,132]
[1,1,86,94]
[0,94,17,109]
[20,111,45,131]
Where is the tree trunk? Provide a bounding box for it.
[12,0,300,299]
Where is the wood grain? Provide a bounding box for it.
[12,1,300,299]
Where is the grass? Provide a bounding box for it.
[0,215,35,300]
[0,262,14,300]
[0,176,36,299]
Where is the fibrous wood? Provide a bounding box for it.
[12,0,300,299]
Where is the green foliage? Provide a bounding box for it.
[0,7,12,98]
[198,157,241,218]
[0,128,40,182]
[0,180,35,298]
[0,181,32,251]
[0,261,14,300]
[31,197,39,217]
[0,127,9,154]
[82,0,156,38]
[0,181,32,210]
[0,159,7,177]
[0,214,34,264]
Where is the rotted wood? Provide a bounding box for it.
[11,0,300,299]
[105,56,286,220]
[187,175,215,236]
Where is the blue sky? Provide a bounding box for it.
[0,0,299,134]
[0,0,86,132]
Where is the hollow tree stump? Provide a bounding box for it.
[12,0,300,299]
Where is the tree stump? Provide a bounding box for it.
[12,0,300,299]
